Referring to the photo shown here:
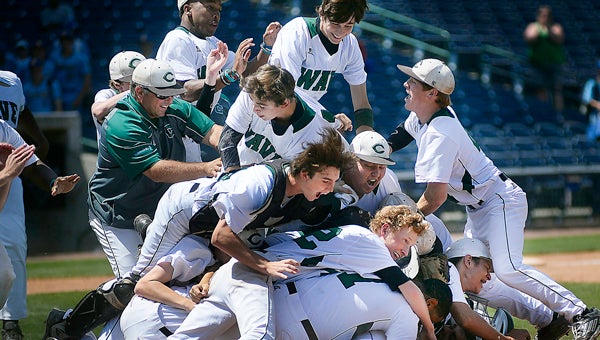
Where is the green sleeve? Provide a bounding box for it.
[170,98,216,143]
[106,113,161,179]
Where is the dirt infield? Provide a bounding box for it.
[26,252,600,295]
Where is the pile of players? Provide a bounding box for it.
[3,0,595,339]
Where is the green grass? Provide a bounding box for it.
[27,258,112,279]
[523,233,600,255]
[18,232,600,339]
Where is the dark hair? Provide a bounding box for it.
[317,0,368,23]
[241,64,296,106]
[290,128,355,178]
[421,278,452,320]
[418,80,452,108]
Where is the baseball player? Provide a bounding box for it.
[443,238,533,340]
[118,235,215,339]
[0,143,34,315]
[268,0,374,134]
[87,58,222,279]
[171,205,437,340]
[1,70,80,339]
[132,127,355,278]
[90,51,145,146]
[389,58,600,340]
[219,64,352,172]
[157,0,281,162]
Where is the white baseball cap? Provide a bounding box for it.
[109,51,146,82]
[378,192,417,211]
[397,58,455,95]
[445,238,491,261]
[350,131,395,166]
[132,59,185,97]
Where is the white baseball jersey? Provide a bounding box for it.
[400,105,588,321]
[157,27,235,162]
[156,27,234,110]
[401,107,501,206]
[92,88,118,146]
[0,101,38,320]
[225,89,343,165]
[132,164,293,277]
[269,17,366,100]
[120,235,214,339]
[263,225,410,287]
[273,273,418,340]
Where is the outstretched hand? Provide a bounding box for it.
[51,174,80,196]
[233,38,254,75]
[206,41,229,85]
[265,259,300,280]
[262,21,282,47]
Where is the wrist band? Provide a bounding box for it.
[354,108,374,128]
[220,69,240,86]
[260,42,272,55]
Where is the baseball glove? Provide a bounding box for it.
[416,253,450,283]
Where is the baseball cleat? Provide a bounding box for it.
[572,308,600,340]
[1,321,23,340]
[535,312,570,340]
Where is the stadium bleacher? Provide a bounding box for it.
[2,0,600,226]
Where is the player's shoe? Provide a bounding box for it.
[572,308,600,340]
[535,312,570,340]
[1,321,23,340]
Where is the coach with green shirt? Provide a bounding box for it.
[88,58,222,279]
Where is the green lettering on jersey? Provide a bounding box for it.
[197,65,207,80]
[297,68,335,92]
[294,227,342,250]
[297,67,321,90]
[312,70,334,92]
[336,272,381,289]
[300,255,325,267]
[244,130,280,160]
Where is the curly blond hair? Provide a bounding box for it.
[369,205,428,236]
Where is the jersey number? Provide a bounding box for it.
[293,227,342,250]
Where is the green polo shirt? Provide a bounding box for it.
[88,94,215,229]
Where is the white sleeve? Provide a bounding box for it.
[269,18,306,81]
[341,34,367,86]
[224,91,254,133]
[158,235,215,282]
[156,34,198,81]
[0,120,39,167]
[448,263,468,304]
[211,166,274,233]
